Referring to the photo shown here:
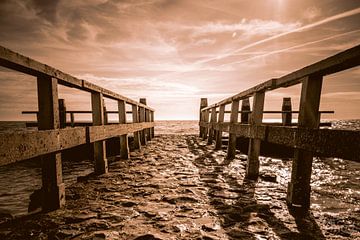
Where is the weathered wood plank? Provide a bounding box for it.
[88,122,155,143]
[0,46,82,88]
[118,100,130,160]
[228,124,360,161]
[139,98,148,145]
[207,107,217,144]
[287,75,323,211]
[91,92,108,174]
[37,76,65,211]
[202,109,210,140]
[282,97,292,126]
[82,81,154,111]
[0,127,86,166]
[0,45,154,112]
[215,105,225,150]
[246,91,265,179]
[132,105,141,150]
[202,44,360,111]
[203,79,276,110]
[226,99,239,159]
[199,98,208,137]
[276,44,360,88]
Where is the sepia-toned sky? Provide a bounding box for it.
[0,0,359,120]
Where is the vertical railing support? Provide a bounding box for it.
[140,98,151,141]
[70,112,75,127]
[91,92,108,174]
[150,111,155,138]
[241,98,250,123]
[215,104,225,150]
[132,104,141,150]
[37,76,65,211]
[287,75,323,212]
[207,107,217,144]
[103,99,108,125]
[139,98,147,145]
[227,99,239,159]
[282,97,292,126]
[246,91,265,179]
[118,100,130,159]
[202,109,210,140]
[58,99,66,128]
[199,98,208,138]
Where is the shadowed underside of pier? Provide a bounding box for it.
[1,135,357,240]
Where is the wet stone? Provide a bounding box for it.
[64,212,98,224]
[0,134,358,239]
[259,172,277,183]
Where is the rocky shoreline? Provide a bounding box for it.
[0,134,358,239]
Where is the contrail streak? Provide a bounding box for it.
[196,7,360,65]
[220,29,360,67]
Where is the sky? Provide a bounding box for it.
[0,0,359,121]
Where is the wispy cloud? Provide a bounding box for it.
[190,19,301,36]
[219,29,360,67]
[197,7,360,64]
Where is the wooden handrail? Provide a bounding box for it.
[0,46,154,111]
[199,44,360,213]
[0,45,156,211]
[202,44,360,111]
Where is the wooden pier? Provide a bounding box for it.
[0,46,155,212]
[199,44,360,213]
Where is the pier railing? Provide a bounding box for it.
[0,46,155,211]
[199,44,360,213]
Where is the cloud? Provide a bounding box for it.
[219,29,360,67]
[190,19,301,37]
[303,6,322,21]
[196,7,360,65]
[30,0,60,24]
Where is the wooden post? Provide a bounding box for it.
[103,99,108,125]
[132,104,141,150]
[58,99,66,128]
[37,76,65,211]
[287,75,323,212]
[140,98,151,141]
[70,112,75,127]
[241,98,250,123]
[199,98,208,138]
[139,98,147,145]
[202,109,210,140]
[215,104,225,150]
[226,99,239,159]
[91,92,108,174]
[282,97,292,126]
[207,107,217,144]
[246,91,265,179]
[145,109,151,141]
[150,111,155,138]
[118,100,130,159]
